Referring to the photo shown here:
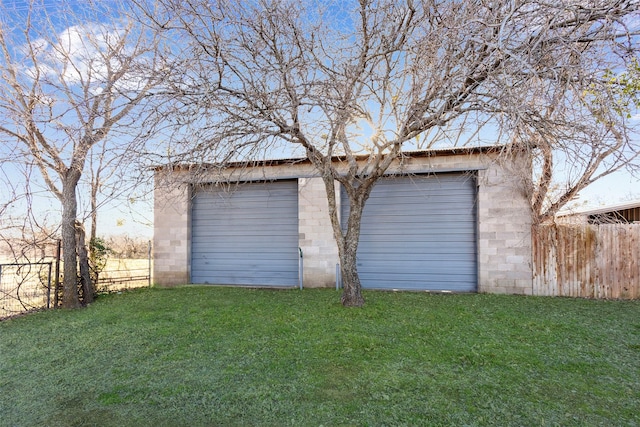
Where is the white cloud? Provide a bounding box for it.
[24,23,130,89]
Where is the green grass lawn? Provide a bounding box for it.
[1,287,639,426]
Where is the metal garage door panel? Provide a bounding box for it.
[341,174,477,291]
[191,180,299,286]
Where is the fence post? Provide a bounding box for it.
[54,239,61,308]
[148,240,152,288]
[46,262,52,309]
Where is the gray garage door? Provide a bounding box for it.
[341,173,477,291]
[191,180,299,286]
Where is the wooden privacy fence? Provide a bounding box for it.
[532,224,640,299]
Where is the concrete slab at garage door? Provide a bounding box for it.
[191,180,299,286]
[342,173,477,291]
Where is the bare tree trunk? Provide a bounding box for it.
[75,221,94,305]
[339,237,365,307]
[323,174,367,307]
[61,172,81,308]
[339,198,367,307]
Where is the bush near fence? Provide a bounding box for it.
[533,223,640,299]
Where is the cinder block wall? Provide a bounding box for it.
[298,178,340,288]
[153,173,191,286]
[476,157,533,294]
[153,151,534,294]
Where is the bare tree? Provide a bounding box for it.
[0,0,165,307]
[139,0,639,306]
[520,59,640,223]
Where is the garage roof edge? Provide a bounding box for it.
[152,145,512,172]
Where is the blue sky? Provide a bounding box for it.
[0,0,638,239]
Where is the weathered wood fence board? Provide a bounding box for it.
[533,224,640,299]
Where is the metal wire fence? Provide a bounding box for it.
[1,241,152,319]
[0,262,54,318]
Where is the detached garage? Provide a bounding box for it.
[153,148,534,295]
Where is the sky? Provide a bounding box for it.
[0,0,638,241]
[575,171,639,208]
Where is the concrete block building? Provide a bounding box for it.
[153,147,534,294]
